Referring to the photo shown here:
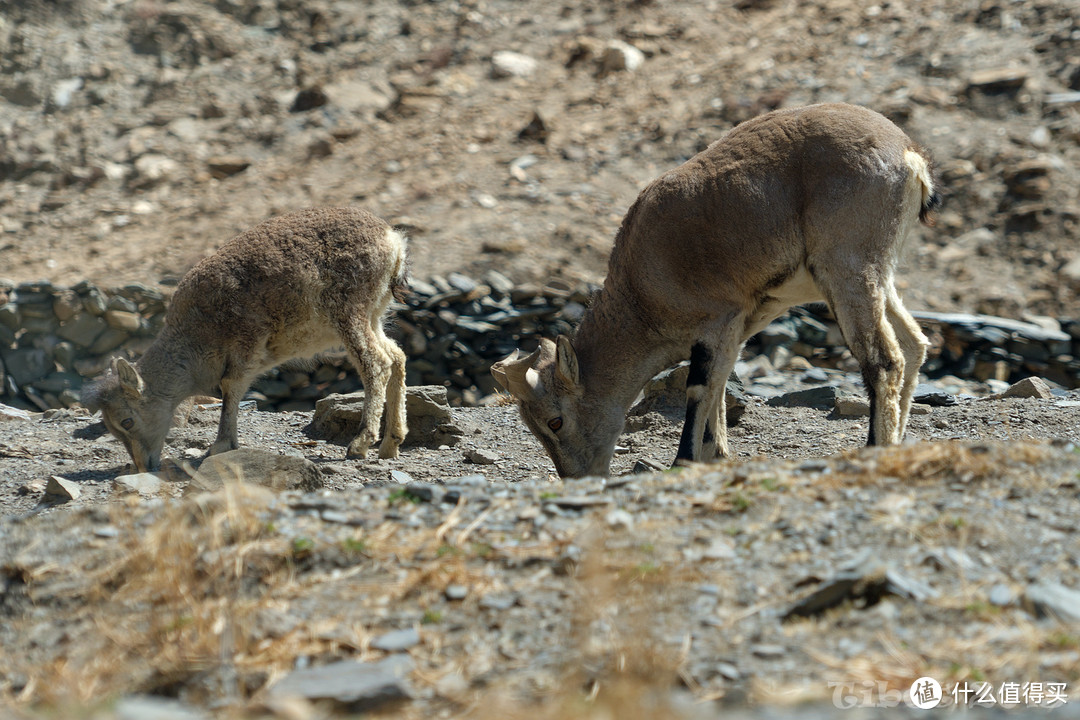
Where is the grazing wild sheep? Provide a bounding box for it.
[82,207,409,472]
[492,103,940,478]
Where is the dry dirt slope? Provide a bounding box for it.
[1,0,1079,319]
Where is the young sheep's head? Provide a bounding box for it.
[81,357,173,472]
[492,337,624,478]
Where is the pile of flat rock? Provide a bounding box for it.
[2,274,1080,412]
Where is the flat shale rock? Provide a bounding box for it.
[187,448,322,493]
[308,385,464,448]
[267,655,413,711]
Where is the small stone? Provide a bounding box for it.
[1000,376,1053,400]
[17,479,46,496]
[550,495,612,509]
[133,154,179,185]
[325,79,392,115]
[206,156,250,179]
[715,662,741,681]
[113,695,208,720]
[0,403,33,422]
[45,475,81,501]
[51,77,83,109]
[987,584,1015,607]
[600,40,645,74]
[750,644,786,659]
[113,472,163,496]
[465,448,498,465]
[1022,582,1080,622]
[913,384,958,406]
[491,50,538,78]
[766,385,838,409]
[479,593,517,611]
[632,457,667,474]
[268,655,413,711]
[320,509,361,525]
[445,584,469,601]
[93,525,120,538]
[404,482,434,503]
[966,67,1028,92]
[290,85,328,112]
[835,396,870,417]
[104,309,141,332]
[702,537,735,560]
[390,469,415,484]
[371,627,421,653]
[605,508,634,531]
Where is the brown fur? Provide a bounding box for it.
[82,207,408,471]
[493,103,937,478]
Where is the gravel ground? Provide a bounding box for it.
[2,380,1079,717]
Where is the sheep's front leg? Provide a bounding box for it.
[210,374,247,455]
[674,336,741,467]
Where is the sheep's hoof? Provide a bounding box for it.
[209,439,237,456]
[346,438,371,459]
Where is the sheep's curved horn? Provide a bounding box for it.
[491,347,542,398]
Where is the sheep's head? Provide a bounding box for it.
[81,357,173,472]
[492,337,623,478]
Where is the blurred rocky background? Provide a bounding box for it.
[1,0,1079,405]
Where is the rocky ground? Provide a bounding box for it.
[2,0,1080,717]
[3,373,1080,718]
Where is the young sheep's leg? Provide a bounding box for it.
[340,322,393,460]
[210,370,253,455]
[377,339,407,459]
[674,332,741,467]
[885,284,928,439]
[829,278,905,446]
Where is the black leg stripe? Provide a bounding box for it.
[687,342,712,388]
[866,387,878,446]
[676,398,699,460]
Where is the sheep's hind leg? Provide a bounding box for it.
[885,284,928,440]
[340,320,394,460]
[377,339,407,459]
[827,274,906,446]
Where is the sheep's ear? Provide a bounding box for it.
[492,347,543,399]
[113,357,145,399]
[555,336,579,387]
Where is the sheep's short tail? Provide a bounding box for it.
[387,227,411,303]
[904,148,942,226]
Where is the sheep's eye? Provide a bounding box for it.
[120,418,135,431]
[547,417,563,433]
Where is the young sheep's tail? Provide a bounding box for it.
[904,148,942,226]
[387,227,411,303]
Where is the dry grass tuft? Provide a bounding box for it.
[853,441,1056,486]
[23,483,295,708]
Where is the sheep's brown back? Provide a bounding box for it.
[166,208,393,342]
